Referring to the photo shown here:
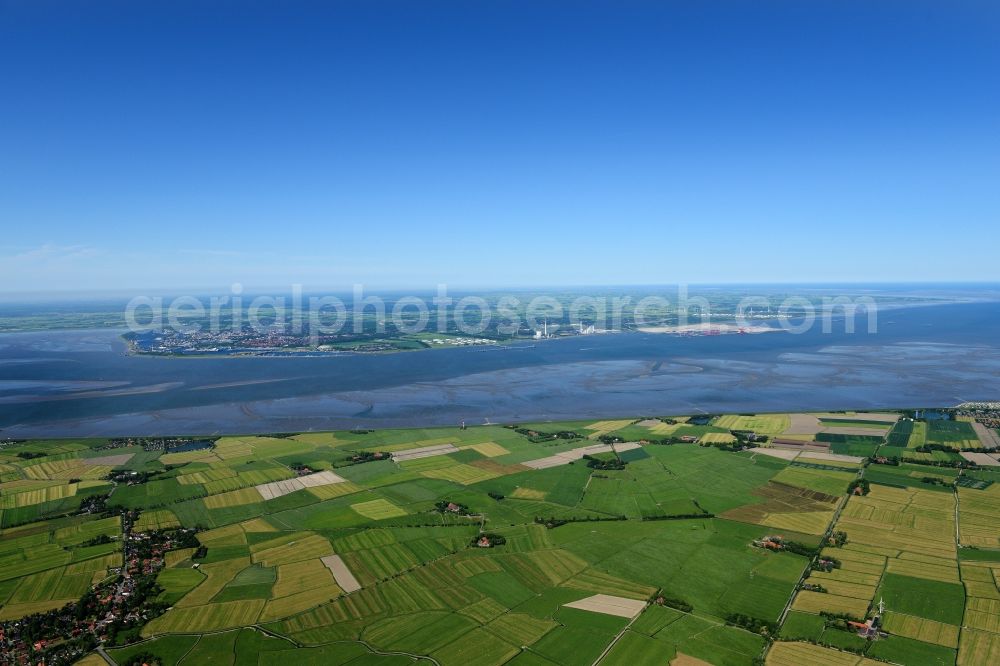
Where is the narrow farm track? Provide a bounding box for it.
[354,638,442,665]
[591,603,648,666]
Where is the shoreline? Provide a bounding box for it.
[637,323,781,335]
[0,399,981,440]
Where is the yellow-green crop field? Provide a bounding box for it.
[0,483,78,509]
[700,432,737,444]
[958,627,1000,666]
[305,480,364,500]
[350,498,408,520]
[767,641,883,666]
[132,509,181,531]
[420,462,500,485]
[142,599,265,635]
[714,414,791,434]
[252,533,333,567]
[461,442,509,457]
[959,484,1000,548]
[203,486,265,509]
[584,420,635,438]
[882,612,960,647]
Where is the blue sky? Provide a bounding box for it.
[1,0,998,293]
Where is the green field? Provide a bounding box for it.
[926,420,980,448]
[1,413,989,665]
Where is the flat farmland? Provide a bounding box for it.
[251,533,333,567]
[350,498,408,520]
[4,415,987,665]
[550,519,807,623]
[835,485,957,561]
[879,560,963,653]
[785,479,967,664]
[767,641,883,666]
[770,465,856,497]
[342,542,421,583]
[420,462,500,485]
[432,627,519,666]
[798,547,886,615]
[700,432,738,444]
[132,509,181,531]
[174,557,249,607]
[203,486,265,509]
[614,609,765,666]
[721,478,840,536]
[305,480,364,500]
[584,420,637,439]
[142,599,265,635]
[957,561,1000,666]
[881,612,959,648]
[460,442,510,457]
[0,482,79,509]
[362,610,477,654]
[958,627,1000,666]
[714,414,791,434]
[958,484,1000,548]
[0,513,122,620]
[927,420,980,449]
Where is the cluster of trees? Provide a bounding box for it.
[827,530,849,547]
[812,555,841,573]
[921,476,952,487]
[652,595,693,613]
[781,540,819,557]
[847,479,870,495]
[472,533,506,547]
[510,426,581,443]
[487,491,505,501]
[707,442,751,453]
[583,454,626,470]
[106,469,168,485]
[639,437,682,446]
[640,512,714,521]
[820,610,867,629]
[15,451,45,459]
[77,534,114,548]
[726,613,778,636]
[916,442,983,454]
[343,451,388,465]
[903,456,974,469]
[534,515,626,529]
[731,430,769,444]
[78,494,111,515]
[876,451,975,470]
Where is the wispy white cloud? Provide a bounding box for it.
[5,243,101,263]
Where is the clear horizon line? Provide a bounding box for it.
[0,280,999,301]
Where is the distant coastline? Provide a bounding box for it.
[1,300,999,437]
